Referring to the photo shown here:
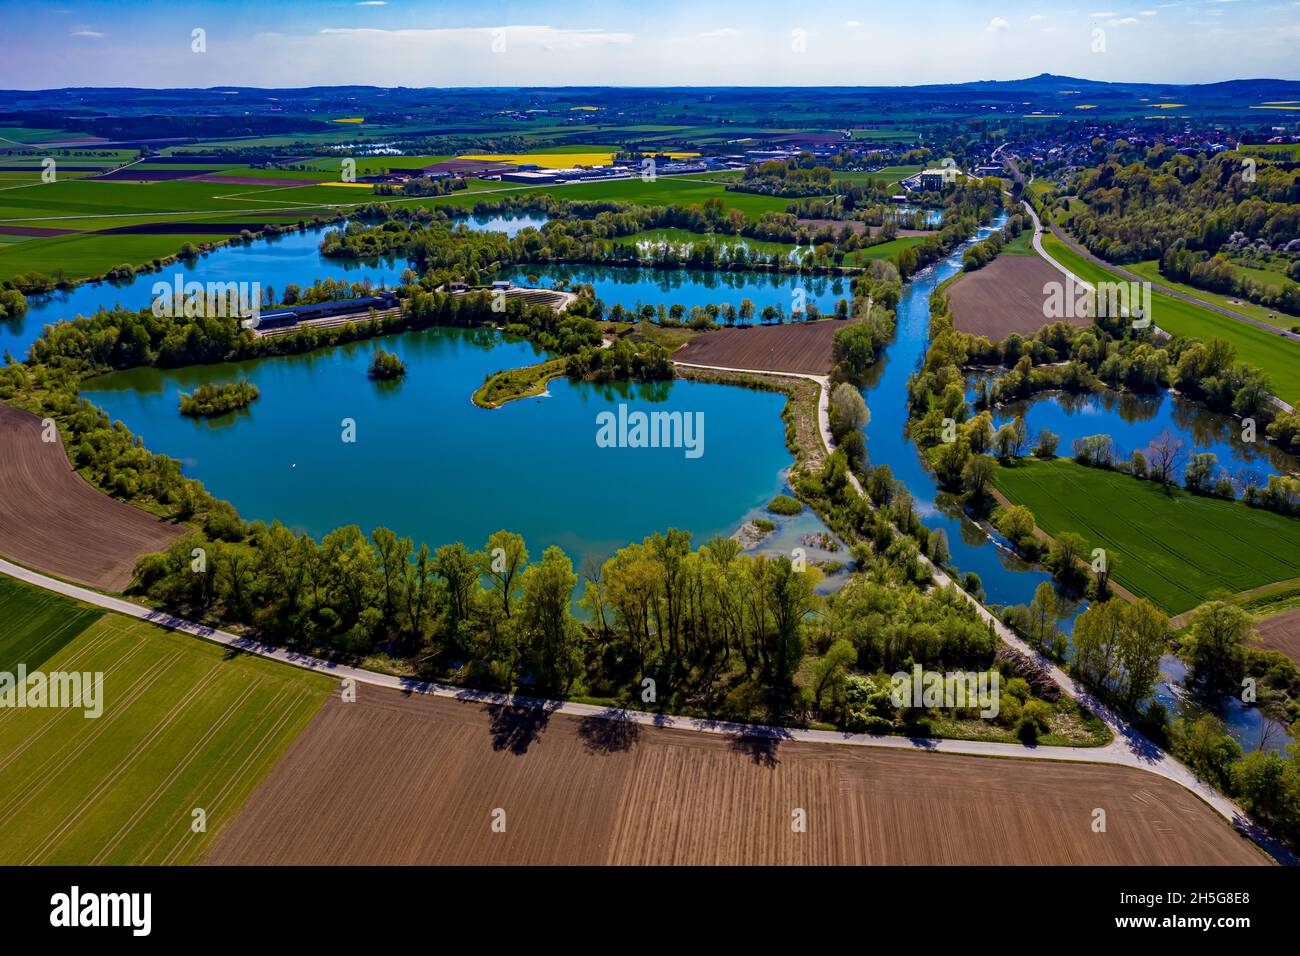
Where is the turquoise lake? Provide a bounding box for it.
[82,326,801,571]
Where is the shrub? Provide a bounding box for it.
[767,494,803,516]
[1015,714,1040,744]
[367,349,407,380]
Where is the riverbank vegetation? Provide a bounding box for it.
[0,283,26,325]
[178,378,259,417]
[920,285,1300,484]
[1161,600,1300,848]
[766,494,802,516]
[124,513,1098,745]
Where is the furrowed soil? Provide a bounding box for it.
[948,253,1091,338]
[205,688,1266,866]
[1256,607,1300,665]
[0,404,183,591]
[673,319,845,375]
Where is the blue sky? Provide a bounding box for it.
[2,0,1297,88]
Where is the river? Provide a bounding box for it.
[858,212,1291,753]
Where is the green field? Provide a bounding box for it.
[849,129,920,143]
[1232,143,1300,162]
[1232,261,1295,294]
[530,176,790,216]
[1001,228,1035,256]
[995,458,1300,615]
[0,166,799,283]
[836,165,923,186]
[0,127,83,145]
[0,174,367,282]
[0,178,343,221]
[844,235,926,264]
[0,575,331,864]
[1041,232,1300,405]
[1125,260,1297,329]
[0,232,241,283]
[0,576,102,673]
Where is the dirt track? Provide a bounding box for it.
[204,688,1266,866]
[0,404,183,591]
[948,254,1091,339]
[1257,608,1300,665]
[673,320,846,375]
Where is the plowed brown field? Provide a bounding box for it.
[1257,608,1300,665]
[948,254,1091,338]
[205,688,1265,866]
[673,319,845,375]
[0,404,183,591]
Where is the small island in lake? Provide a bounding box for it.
[367,349,407,381]
[178,379,260,418]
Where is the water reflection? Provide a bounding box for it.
[981,384,1297,481]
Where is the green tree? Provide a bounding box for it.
[1046,531,1088,589]
[1116,597,1168,710]
[961,454,996,505]
[521,546,581,692]
[804,639,856,714]
[482,530,528,620]
[1185,600,1255,701]
[829,382,870,441]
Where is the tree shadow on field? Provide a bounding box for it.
[577,709,641,754]
[484,700,554,755]
[729,729,790,769]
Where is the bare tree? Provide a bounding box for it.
[1146,429,1186,485]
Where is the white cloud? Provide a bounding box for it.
[986,16,1010,31]
[846,20,863,28]
[1029,13,1048,22]
[1106,16,1139,25]
[697,28,739,38]
[69,29,103,37]
[356,1,387,5]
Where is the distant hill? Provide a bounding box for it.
[905,73,1300,101]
